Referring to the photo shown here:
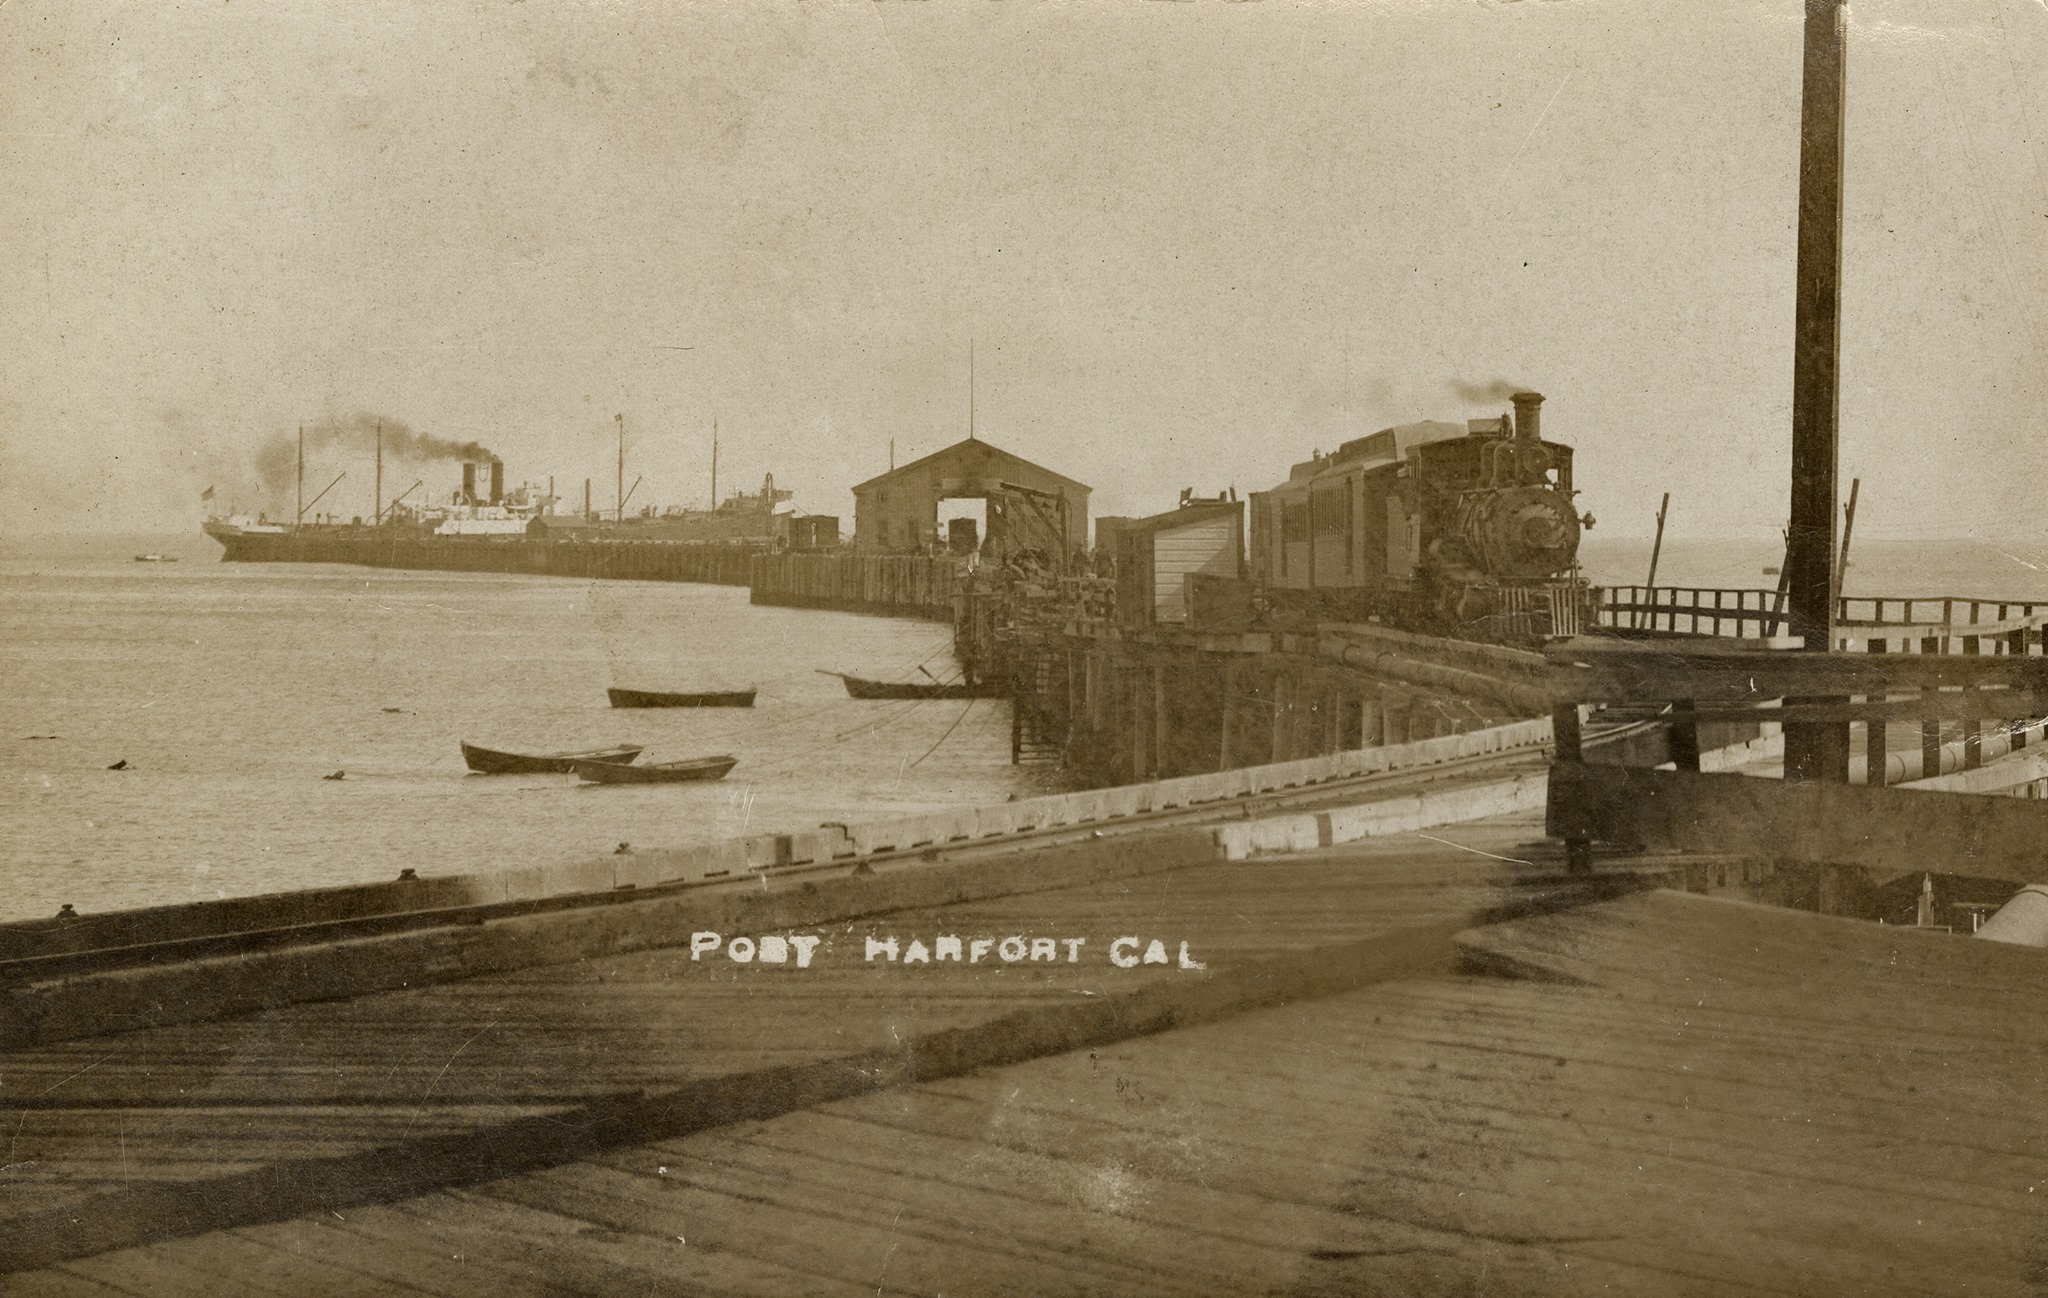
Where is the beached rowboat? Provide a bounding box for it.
[819,671,1004,701]
[607,687,757,708]
[462,742,644,775]
[572,754,738,784]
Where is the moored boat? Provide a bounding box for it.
[461,742,645,775]
[572,754,738,784]
[820,671,1005,701]
[608,687,757,708]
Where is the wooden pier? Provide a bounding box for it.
[3,807,2039,1295]
[747,552,955,620]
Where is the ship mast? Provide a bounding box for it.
[373,421,382,524]
[710,416,718,511]
[296,425,304,526]
[616,413,625,522]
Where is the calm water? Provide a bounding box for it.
[0,534,1043,922]
[1579,535,2048,604]
[7,532,2046,922]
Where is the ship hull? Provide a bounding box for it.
[200,526,763,585]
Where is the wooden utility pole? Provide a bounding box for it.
[1833,476,1861,594]
[373,422,383,524]
[295,425,305,525]
[1784,0,1850,783]
[1641,492,1671,629]
[615,414,625,522]
[1645,493,1670,588]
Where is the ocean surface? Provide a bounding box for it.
[0,533,1046,923]
[1578,535,2048,603]
[7,531,2048,923]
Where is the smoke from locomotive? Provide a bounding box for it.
[1248,391,1593,641]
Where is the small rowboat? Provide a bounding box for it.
[573,754,738,784]
[819,671,1005,701]
[608,687,757,709]
[461,742,644,775]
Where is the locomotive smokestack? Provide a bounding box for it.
[461,463,477,503]
[490,461,504,505]
[1511,391,1544,442]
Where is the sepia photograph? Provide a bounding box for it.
[3,0,2046,1292]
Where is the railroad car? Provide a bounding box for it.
[1248,391,1593,642]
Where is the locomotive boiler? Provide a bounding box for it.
[1248,391,1593,642]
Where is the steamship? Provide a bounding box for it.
[201,457,819,580]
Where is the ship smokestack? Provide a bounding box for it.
[1511,391,1544,442]
[462,463,477,504]
[490,461,504,505]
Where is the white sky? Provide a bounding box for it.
[3,0,2044,539]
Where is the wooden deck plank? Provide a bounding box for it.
[425,1186,877,1298]
[231,1216,604,1298]
[15,823,2031,1293]
[48,1240,309,1298]
[369,1187,873,1298]
[718,1074,1965,1296]
[0,1267,145,1298]
[817,1051,2038,1225]
[605,1126,1280,1296]
[0,828,1580,1272]
[474,1159,1162,1298]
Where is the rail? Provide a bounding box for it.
[1548,639,2048,849]
[1597,585,1789,639]
[1546,638,2048,875]
[1597,585,2048,653]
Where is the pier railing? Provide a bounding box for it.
[1598,585,2048,653]
[1597,585,1790,639]
[1546,638,2048,874]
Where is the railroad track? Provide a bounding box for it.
[0,720,1658,986]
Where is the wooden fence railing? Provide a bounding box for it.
[1545,639,2048,870]
[1597,586,1791,639]
[1597,586,2048,654]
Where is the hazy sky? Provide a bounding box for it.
[3,0,2043,539]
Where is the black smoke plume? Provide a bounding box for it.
[254,414,498,494]
[1445,379,1535,404]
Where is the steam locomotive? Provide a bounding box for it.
[1248,391,1593,642]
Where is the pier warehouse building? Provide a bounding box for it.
[852,437,1090,557]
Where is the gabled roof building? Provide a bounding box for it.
[851,437,1090,557]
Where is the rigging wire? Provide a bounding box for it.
[741,697,945,776]
[906,699,978,770]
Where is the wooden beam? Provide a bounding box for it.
[1548,645,2048,702]
[1549,763,2048,885]
[1785,0,1850,782]
[1658,691,2048,726]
